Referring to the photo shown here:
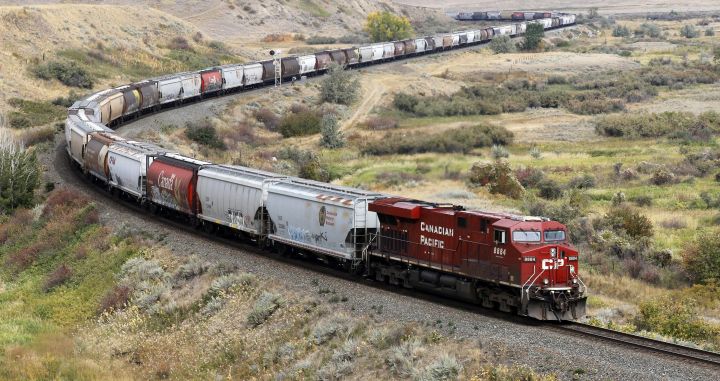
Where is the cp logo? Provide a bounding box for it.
[541,258,565,270]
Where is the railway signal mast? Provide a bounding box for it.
[270,49,282,87]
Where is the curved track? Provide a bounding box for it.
[558,323,720,369]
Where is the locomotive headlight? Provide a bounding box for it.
[572,278,578,285]
[542,278,549,285]
[550,248,557,257]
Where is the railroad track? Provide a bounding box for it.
[560,323,720,368]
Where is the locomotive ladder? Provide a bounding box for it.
[351,198,372,273]
[273,57,282,87]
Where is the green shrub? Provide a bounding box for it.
[604,206,654,239]
[467,161,524,199]
[594,111,720,139]
[635,298,718,342]
[683,231,720,284]
[363,125,513,156]
[320,113,344,149]
[32,60,94,88]
[563,93,625,115]
[705,28,715,36]
[490,35,516,54]
[515,166,545,188]
[0,134,40,214]
[650,168,675,185]
[393,92,419,113]
[680,24,699,38]
[537,179,563,200]
[185,119,225,149]
[364,11,413,42]
[279,110,322,138]
[612,25,630,37]
[7,98,65,129]
[247,291,282,327]
[568,174,596,189]
[634,23,662,38]
[522,23,545,51]
[320,63,360,105]
[490,144,509,159]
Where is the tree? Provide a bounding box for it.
[489,35,516,54]
[683,231,720,284]
[680,24,699,38]
[320,63,360,105]
[0,130,39,214]
[588,7,599,19]
[612,25,630,37]
[320,113,344,149]
[522,23,545,51]
[364,11,414,42]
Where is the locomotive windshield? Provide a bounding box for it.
[544,230,566,242]
[512,230,541,242]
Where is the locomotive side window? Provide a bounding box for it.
[512,230,541,242]
[458,217,467,228]
[544,230,566,242]
[480,219,488,233]
[494,229,506,244]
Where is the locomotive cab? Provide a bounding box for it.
[498,219,587,320]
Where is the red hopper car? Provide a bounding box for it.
[369,197,587,320]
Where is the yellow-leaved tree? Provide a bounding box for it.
[364,11,414,42]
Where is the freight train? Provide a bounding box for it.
[453,11,576,24]
[63,16,586,321]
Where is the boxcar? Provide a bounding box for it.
[403,39,417,54]
[473,12,487,20]
[265,179,385,261]
[200,68,223,94]
[343,48,358,65]
[524,12,536,20]
[122,86,141,116]
[487,11,501,20]
[85,132,125,181]
[107,141,166,200]
[328,50,347,66]
[99,89,126,125]
[512,12,524,21]
[393,41,405,57]
[298,55,317,74]
[146,153,210,216]
[65,115,112,167]
[137,81,159,110]
[197,165,285,235]
[382,43,395,59]
[220,64,244,90]
[358,46,374,63]
[311,52,329,71]
[415,38,427,53]
[158,74,184,104]
[281,57,301,77]
[243,63,264,86]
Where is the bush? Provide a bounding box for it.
[634,23,662,38]
[7,98,65,129]
[393,93,420,113]
[364,11,414,42]
[564,93,625,115]
[631,195,653,207]
[680,24,699,38]
[515,167,545,188]
[306,35,337,44]
[612,25,630,37]
[176,256,209,279]
[364,116,398,130]
[604,206,654,239]
[363,125,513,156]
[255,108,280,130]
[490,144,509,159]
[168,36,192,50]
[567,174,596,189]
[247,291,282,327]
[185,119,225,149]
[98,285,131,313]
[635,298,717,342]
[278,110,322,138]
[417,354,462,381]
[683,231,720,284]
[705,28,715,36]
[32,60,94,88]
[594,111,720,139]
[468,161,524,199]
[650,168,675,185]
[537,179,563,200]
[43,263,73,292]
[522,23,545,51]
[313,319,348,345]
[490,35,516,54]
[276,147,331,181]
[0,131,40,214]
[320,63,360,105]
[320,113,344,149]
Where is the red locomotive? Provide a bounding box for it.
[368,198,586,320]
